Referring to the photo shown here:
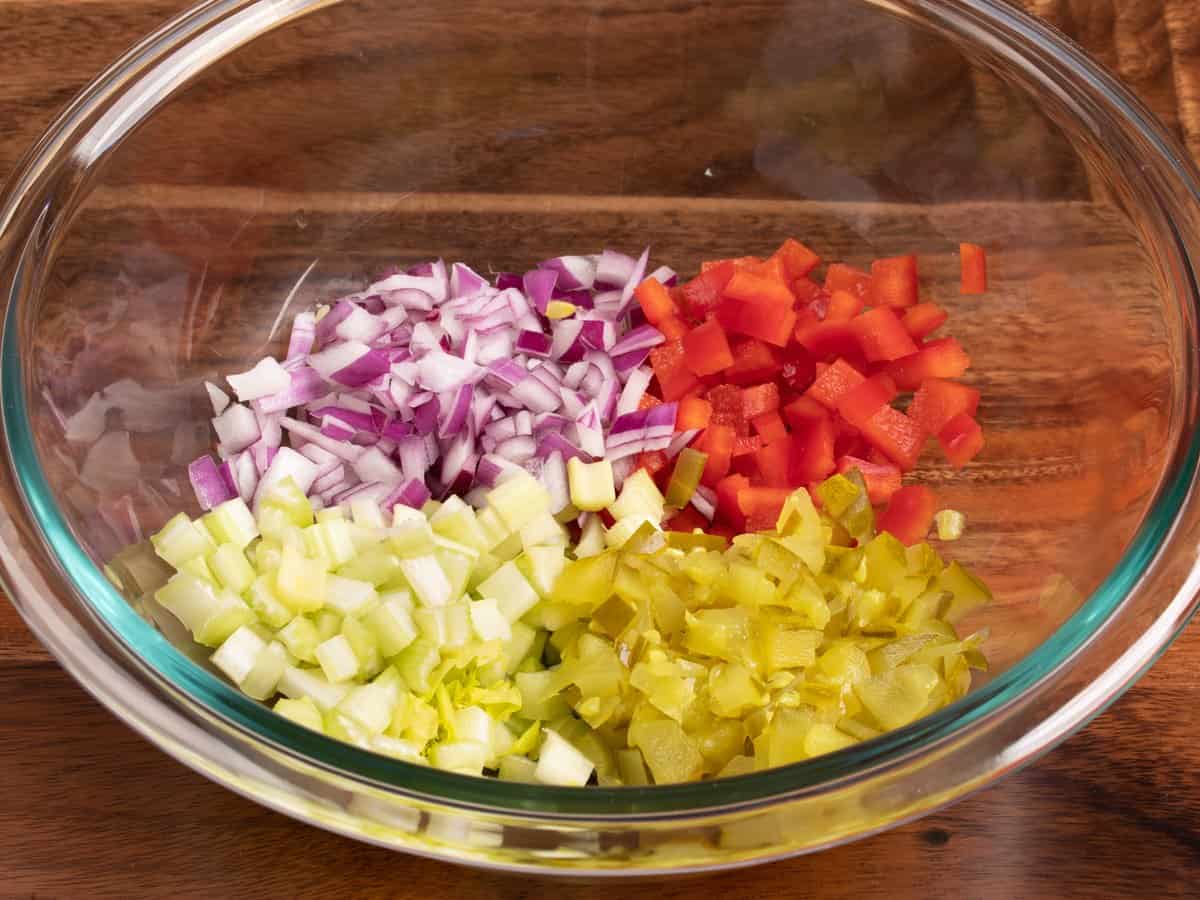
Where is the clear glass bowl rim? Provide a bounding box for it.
[1,0,1199,822]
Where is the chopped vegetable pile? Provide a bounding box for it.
[105,239,994,786]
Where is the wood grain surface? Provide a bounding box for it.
[4,0,1200,897]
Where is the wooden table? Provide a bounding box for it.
[4,1,1200,896]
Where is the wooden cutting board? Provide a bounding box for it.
[3,1,1200,897]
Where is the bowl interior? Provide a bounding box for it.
[17,0,1179,768]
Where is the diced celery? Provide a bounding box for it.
[274,544,327,613]
[664,448,707,509]
[152,513,217,568]
[574,514,607,558]
[241,641,289,701]
[430,496,489,552]
[259,476,314,528]
[337,682,395,734]
[155,572,255,647]
[388,692,439,745]
[323,574,378,618]
[210,625,268,685]
[535,730,594,786]
[208,543,256,594]
[335,546,402,587]
[274,696,324,731]
[605,515,660,550]
[498,755,539,783]
[487,471,550,532]
[399,554,453,608]
[396,639,441,694]
[434,543,475,604]
[362,599,418,657]
[566,458,616,512]
[519,513,567,549]
[469,597,512,643]
[389,520,437,558]
[430,740,489,776]
[179,555,216,583]
[313,608,342,642]
[315,634,360,682]
[935,509,965,541]
[276,615,320,663]
[474,506,510,553]
[370,735,426,763]
[202,498,260,549]
[341,616,382,678]
[518,546,567,599]
[477,561,540,623]
[608,469,665,524]
[277,665,350,710]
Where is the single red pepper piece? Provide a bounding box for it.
[753,437,793,487]
[825,289,864,323]
[877,485,937,545]
[723,271,796,308]
[649,339,701,401]
[824,263,872,298]
[806,357,866,410]
[884,338,971,391]
[902,302,948,340]
[837,374,899,430]
[657,315,690,341]
[637,450,670,478]
[853,306,920,363]
[791,278,826,306]
[960,243,987,295]
[676,395,713,431]
[836,455,903,504]
[725,339,781,385]
[938,413,984,467]
[778,344,817,394]
[634,278,678,325]
[833,430,872,461]
[908,378,980,436]
[733,434,763,458]
[678,260,736,322]
[774,238,822,280]
[868,254,919,308]
[795,320,864,363]
[751,410,788,445]
[738,486,793,532]
[715,473,750,530]
[637,393,662,411]
[706,384,745,429]
[682,318,734,376]
[718,297,797,348]
[858,405,926,471]
[699,424,736,486]
[782,394,828,431]
[741,382,781,419]
[666,506,709,532]
[740,255,790,285]
[703,256,762,273]
[789,414,837,484]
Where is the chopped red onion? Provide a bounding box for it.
[188,455,235,510]
[522,268,558,315]
[205,382,230,416]
[538,255,596,291]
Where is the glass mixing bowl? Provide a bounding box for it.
[2,0,1200,875]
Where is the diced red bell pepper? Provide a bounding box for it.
[733,434,763,457]
[833,429,872,461]
[868,254,919,308]
[901,302,948,340]
[853,306,919,363]
[791,278,826,306]
[738,486,793,532]
[859,405,926,471]
[718,297,797,348]
[678,260,736,322]
[806,358,866,410]
[658,315,690,341]
[666,506,709,532]
[741,382,780,419]
[637,450,669,478]
[634,278,678,325]
[778,344,817,394]
[725,339,781,385]
[676,395,713,431]
[706,384,745,428]
[836,455,903,504]
[907,378,980,436]
[782,394,828,430]
[703,256,761,273]
[795,320,863,363]
[837,374,898,430]
[877,485,937,545]
[960,243,987,295]
[723,271,795,308]
[825,289,865,323]
[938,413,984,467]
[824,263,872,298]
[638,393,662,411]
[774,238,821,280]
[884,338,971,391]
[699,424,735,486]
[716,473,750,530]
[751,410,788,445]
[740,255,789,285]
[789,414,836,484]
[682,318,734,376]
[753,438,792,487]
[649,339,701,401]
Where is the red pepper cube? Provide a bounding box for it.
[634,277,678,325]
[836,374,898,430]
[706,384,745,428]
[806,358,866,410]
[715,473,750,529]
[902,302,948,341]
[723,271,796,309]
[752,410,788,445]
[703,256,761,273]
[650,339,701,401]
[682,319,734,376]
[738,486,793,532]
[960,243,988,295]
[853,306,919,363]
[719,297,797,348]
[782,395,828,431]
[666,506,708,532]
[884,338,971,391]
[824,263,872,298]
[825,289,864,323]
[868,254,919,308]
[938,413,984,467]
[791,278,826,306]
[877,485,937,545]
[778,345,817,394]
[679,260,736,322]
[733,435,763,460]
[725,339,781,385]
[859,404,926,471]
[676,395,713,431]
[658,315,690,341]
[834,429,872,461]
[789,414,837,484]
[908,378,981,436]
[741,382,781,419]
[796,320,863,363]
[699,424,736,487]
[741,255,790,285]
[836,455,903,504]
[774,238,822,280]
[753,438,793,487]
